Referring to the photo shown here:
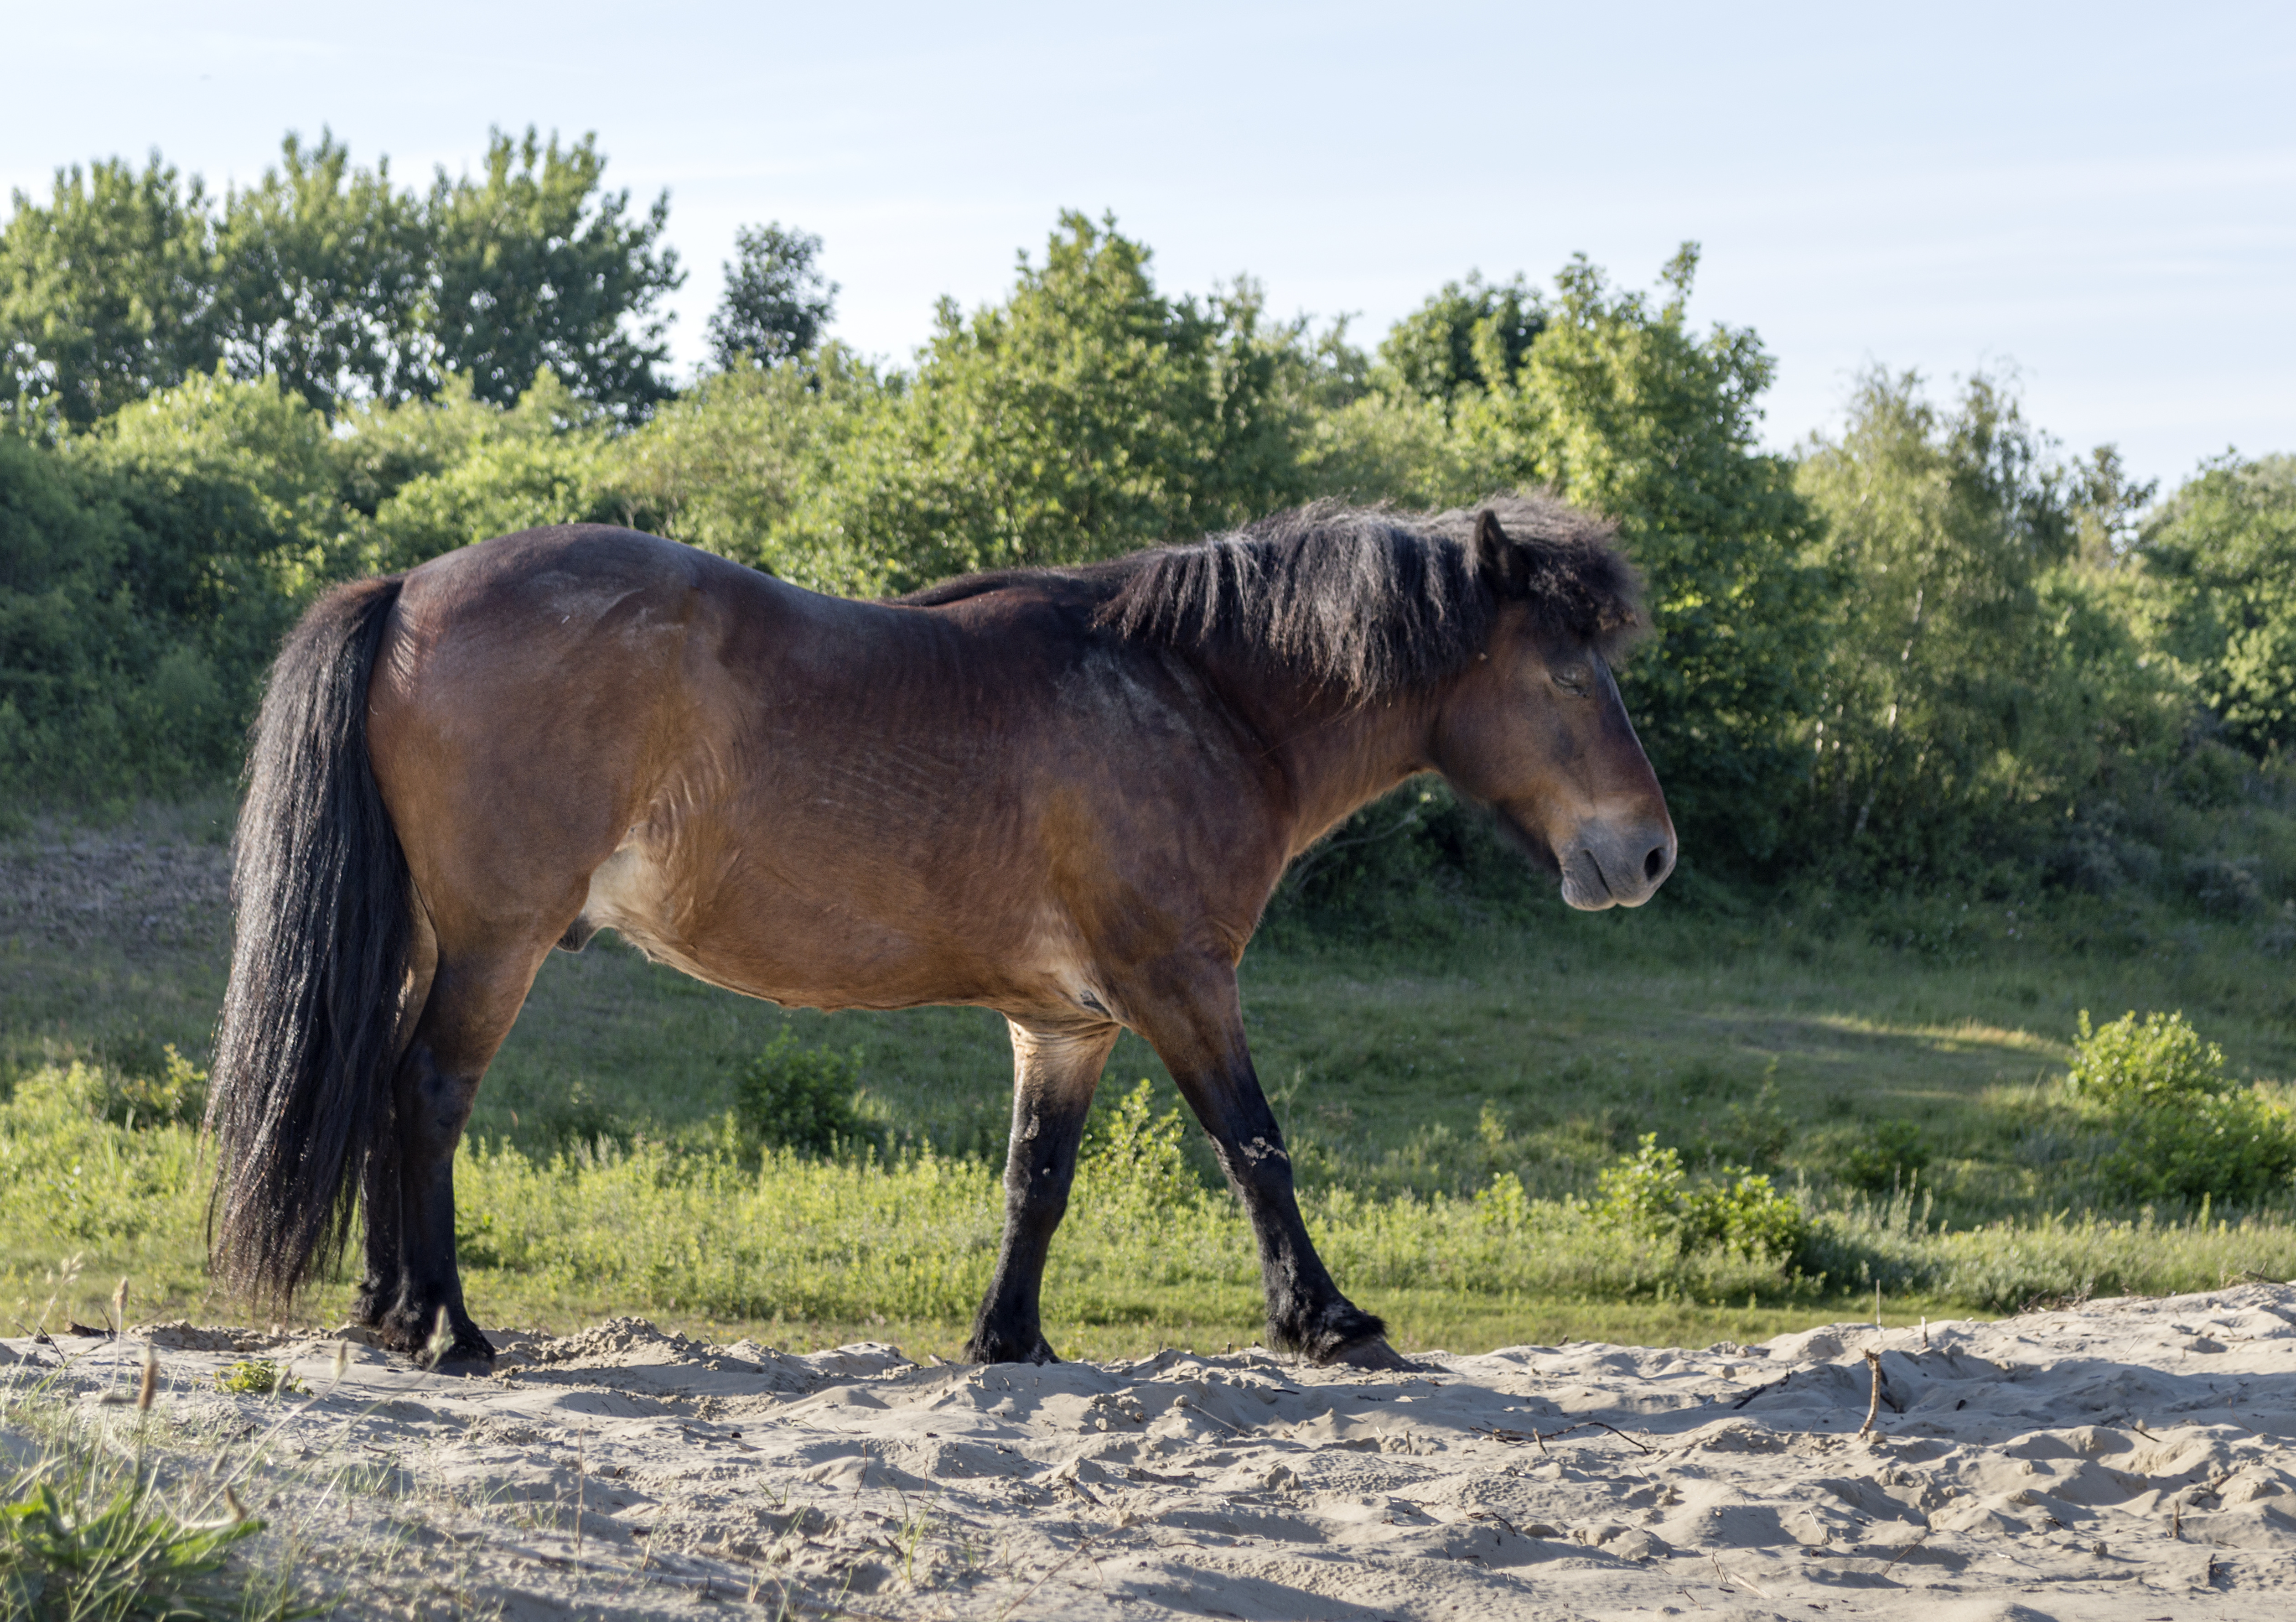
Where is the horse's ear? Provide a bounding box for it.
[1471,508,1513,591]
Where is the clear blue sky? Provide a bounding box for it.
[7,1,2291,489]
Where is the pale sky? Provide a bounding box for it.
[5,0,2291,490]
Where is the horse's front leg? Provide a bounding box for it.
[1134,962,1410,1369]
[964,1019,1119,1364]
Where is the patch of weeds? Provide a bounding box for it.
[0,1477,268,1619]
[97,1047,209,1130]
[213,1362,306,1398]
[533,1080,624,1152]
[0,1369,303,1620]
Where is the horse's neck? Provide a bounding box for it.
[1254,684,1445,859]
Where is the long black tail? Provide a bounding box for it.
[208,574,412,1303]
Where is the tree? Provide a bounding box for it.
[215,130,432,416]
[843,212,1311,583]
[2139,453,2296,759]
[616,344,892,594]
[1,370,340,795]
[1796,370,2186,877]
[706,223,836,369]
[1377,271,1543,408]
[428,128,684,419]
[0,155,220,430]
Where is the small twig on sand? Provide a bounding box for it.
[1879,1526,1932,1576]
[1472,1419,1652,1455]
[1858,1350,1884,1437]
[1709,1552,1773,1599]
[1731,1371,1790,1410]
[997,1532,1096,1622]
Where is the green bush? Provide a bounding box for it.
[2064,1009,2296,1207]
[1594,1134,1812,1263]
[734,1031,871,1157]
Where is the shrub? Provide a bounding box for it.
[2064,1009,2296,1207]
[2065,1008,2226,1108]
[734,1030,871,1157]
[1595,1134,1812,1263]
[95,1046,207,1130]
[1075,1079,1207,1223]
[1842,1119,1930,1193]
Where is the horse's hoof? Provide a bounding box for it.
[1325,1334,1418,1372]
[426,1350,495,1377]
[963,1336,1059,1366]
[420,1337,497,1376]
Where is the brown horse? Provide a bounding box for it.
[207,496,1673,1369]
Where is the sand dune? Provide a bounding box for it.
[12,1284,2296,1618]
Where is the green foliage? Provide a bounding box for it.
[1376,272,1543,408]
[1594,1134,1812,1263]
[427,127,683,420]
[1840,1119,1930,1193]
[3,127,680,432]
[212,130,432,416]
[90,1048,207,1131]
[212,1361,305,1398]
[2062,1009,2296,1207]
[0,371,332,797]
[0,1473,268,1621]
[1078,1079,1206,1221]
[2139,452,2296,759]
[0,1067,208,1251]
[843,213,1313,583]
[617,347,897,594]
[2065,1007,2227,1108]
[1796,371,2187,880]
[356,372,635,572]
[706,223,837,369]
[735,1031,872,1158]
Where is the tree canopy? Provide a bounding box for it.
[0,127,681,431]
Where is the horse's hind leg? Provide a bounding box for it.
[965,1019,1119,1364]
[365,936,553,1366]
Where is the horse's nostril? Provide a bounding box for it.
[1643,844,1668,883]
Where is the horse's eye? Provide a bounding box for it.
[1552,662,1592,696]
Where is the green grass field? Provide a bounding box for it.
[4,798,2293,1356]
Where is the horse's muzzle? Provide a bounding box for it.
[1557,816,1677,910]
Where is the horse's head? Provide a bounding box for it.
[1432,509,1676,910]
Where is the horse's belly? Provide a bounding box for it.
[570,833,1046,1013]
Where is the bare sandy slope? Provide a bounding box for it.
[11,1285,2296,1619]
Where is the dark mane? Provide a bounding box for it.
[902,495,1641,702]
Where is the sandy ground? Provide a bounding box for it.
[9,1285,2296,1620]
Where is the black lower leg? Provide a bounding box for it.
[375,1043,492,1366]
[1145,988,1399,1366]
[964,1023,1113,1364]
[1218,1113,1390,1361]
